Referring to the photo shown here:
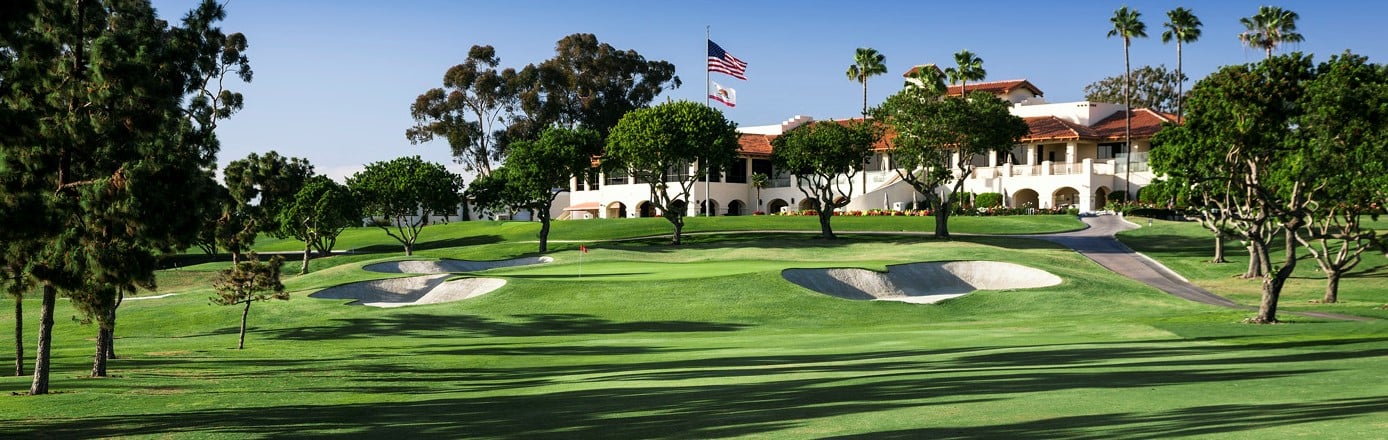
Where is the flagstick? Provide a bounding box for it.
[578,247,583,278]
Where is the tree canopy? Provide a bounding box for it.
[845,47,887,117]
[1083,65,1185,113]
[491,127,603,253]
[873,90,1029,238]
[347,156,464,256]
[406,45,518,176]
[605,101,739,245]
[278,175,361,274]
[770,121,879,239]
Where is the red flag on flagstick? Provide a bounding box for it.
[580,245,588,253]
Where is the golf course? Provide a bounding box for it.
[3,214,1386,438]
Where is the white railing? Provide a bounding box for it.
[1011,165,1043,177]
[1094,162,1115,175]
[1051,162,1082,175]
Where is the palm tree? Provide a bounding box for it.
[1108,6,1147,202]
[1239,6,1304,59]
[750,172,768,211]
[943,50,986,95]
[845,47,887,117]
[904,64,948,96]
[1162,7,1201,122]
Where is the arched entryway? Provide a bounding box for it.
[637,201,657,218]
[605,201,627,219]
[1012,189,1040,209]
[1053,187,1080,209]
[798,198,819,211]
[1093,187,1111,211]
[726,200,745,216]
[700,199,719,216]
[767,198,788,214]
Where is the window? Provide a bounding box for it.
[726,159,748,183]
[586,170,600,191]
[605,168,629,186]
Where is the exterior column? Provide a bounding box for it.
[1026,144,1037,166]
[1066,141,1078,163]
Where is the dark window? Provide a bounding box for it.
[751,159,773,177]
[726,159,748,183]
[586,170,600,190]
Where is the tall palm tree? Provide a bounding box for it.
[1108,6,1147,202]
[944,50,986,95]
[1239,6,1304,59]
[1162,7,1201,122]
[845,47,887,117]
[905,64,948,96]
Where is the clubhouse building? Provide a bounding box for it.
[557,74,1175,220]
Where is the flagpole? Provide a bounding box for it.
[704,25,711,217]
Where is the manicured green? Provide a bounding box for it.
[3,216,1386,438]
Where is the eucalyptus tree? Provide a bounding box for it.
[1239,6,1304,59]
[1108,6,1147,201]
[491,127,602,253]
[605,101,739,245]
[1161,7,1201,120]
[770,121,880,239]
[944,50,986,95]
[0,0,252,393]
[348,156,464,256]
[1082,65,1184,113]
[845,47,887,117]
[874,89,1028,238]
[1150,54,1315,324]
[278,176,361,274]
[407,45,517,176]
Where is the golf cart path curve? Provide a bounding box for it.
[1022,215,1373,322]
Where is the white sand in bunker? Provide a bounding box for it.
[363,256,553,274]
[783,261,1062,304]
[309,274,506,308]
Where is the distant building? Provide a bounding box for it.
[559,75,1172,220]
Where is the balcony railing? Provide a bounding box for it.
[1011,164,1043,177]
[1051,162,1082,175]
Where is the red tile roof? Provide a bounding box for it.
[1089,108,1177,140]
[1020,116,1096,142]
[738,133,774,157]
[946,79,1044,97]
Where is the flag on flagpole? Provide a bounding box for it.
[709,82,736,108]
[707,40,748,80]
[579,245,588,253]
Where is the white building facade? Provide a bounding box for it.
[558,79,1172,220]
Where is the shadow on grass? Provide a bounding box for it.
[264,312,751,341]
[10,336,1388,438]
[352,234,505,254]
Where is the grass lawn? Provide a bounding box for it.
[3,215,1387,438]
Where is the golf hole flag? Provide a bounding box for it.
[709,82,736,108]
[580,245,588,253]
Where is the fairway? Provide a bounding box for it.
[3,216,1387,438]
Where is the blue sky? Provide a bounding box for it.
[149,1,1387,182]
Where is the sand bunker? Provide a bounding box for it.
[783,261,1062,304]
[363,256,553,274]
[309,274,506,308]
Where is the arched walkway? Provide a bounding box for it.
[1052,187,1079,209]
[605,201,627,219]
[1012,189,1039,209]
[1093,187,1110,211]
[700,199,719,216]
[798,198,819,211]
[637,201,657,218]
[726,200,745,216]
[767,199,788,214]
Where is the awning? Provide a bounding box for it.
[563,201,601,211]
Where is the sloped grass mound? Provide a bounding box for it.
[309,274,505,307]
[363,256,553,274]
[783,260,1062,304]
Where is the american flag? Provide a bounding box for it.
[707,40,748,80]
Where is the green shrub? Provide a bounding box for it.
[976,192,1003,208]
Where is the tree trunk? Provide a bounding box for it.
[935,195,952,238]
[1176,41,1184,121]
[300,241,311,275]
[106,291,120,360]
[1122,39,1133,199]
[404,242,413,256]
[91,326,109,378]
[13,297,22,376]
[670,217,684,245]
[818,209,836,240]
[30,284,55,395]
[1211,234,1227,263]
[1243,244,1264,279]
[538,212,551,253]
[861,80,868,117]
[1253,227,1299,323]
[1323,271,1341,304]
[238,300,251,350]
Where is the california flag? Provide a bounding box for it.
[709,81,736,108]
